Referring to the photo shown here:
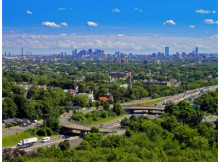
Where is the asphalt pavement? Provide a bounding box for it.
[2,121,43,137]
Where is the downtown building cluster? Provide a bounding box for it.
[2,46,217,63]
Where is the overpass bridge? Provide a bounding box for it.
[122,106,165,114]
[59,118,115,135]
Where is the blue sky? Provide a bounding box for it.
[3,0,218,54]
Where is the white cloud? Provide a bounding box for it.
[204,19,218,24]
[60,33,67,36]
[3,34,218,54]
[134,8,143,12]
[112,8,120,12]
[58,8,66,11]
[87,21,98,27]
[195,9,210,14]
[139,9,143,12]
[210,35,218,39]
[26,10,32,14]
[41,22,60,28]
[195,9,216,14]
[61,22,68,27]
[189,25,195,29]
[9,31,16,34]
[163,20,176,26]
[117,34,124,37]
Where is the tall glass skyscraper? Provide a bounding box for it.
[165,47,169,56]
[195,47,198,56]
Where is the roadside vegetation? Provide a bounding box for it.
[5,100,217,161]
[2,131,57,148]
[71,103,125,125]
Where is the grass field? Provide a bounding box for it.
[90,114,127,126]
[3,131,42,147]
[126,98,167,107]
[2,131,57,147]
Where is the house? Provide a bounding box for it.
[108,71,132,77]
[167,78,178,87]
[99,97,111,101]
[40,85,47,90]
[120,84,129,89]
[34,85,40,88]
[63,89,69,93]
[143,80,166,85]
[68,89,77,95]
[208,75,212,79]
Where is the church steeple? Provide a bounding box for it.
[128,76,132,88]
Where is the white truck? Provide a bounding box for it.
[18,137,38,147]
[41,137,51,143]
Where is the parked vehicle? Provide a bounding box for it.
[17,137,38,146]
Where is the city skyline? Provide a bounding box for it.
[3,0,218,54]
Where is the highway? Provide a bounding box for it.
[2,85,217,152]
[2,121,43,137]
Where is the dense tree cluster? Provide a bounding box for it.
[7,111,217,162]
[164,101,205,127]
[194,90,218,114]
[2,58,218,122]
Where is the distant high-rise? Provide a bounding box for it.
[72,49,77,56]
[165,47,169,56]
[88,49,93,55]
[152,53,157,57]
[195,47,199,56]
[182,52,186,57]
[21,48,24,57]
[5,52,6,56]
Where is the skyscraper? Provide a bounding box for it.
[195,47,198,56]
[165,47,169,56]
[21,48,24,58]
[88,49,93,56]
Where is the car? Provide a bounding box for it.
[64,135,70,139]
[64,139,69,142]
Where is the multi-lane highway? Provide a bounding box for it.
[3,85,218,152]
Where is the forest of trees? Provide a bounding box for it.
[2,59,218,122]
[4,100,218,161]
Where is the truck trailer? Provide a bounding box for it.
[18,137,38,146]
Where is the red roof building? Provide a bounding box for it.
[99,97,111,101]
